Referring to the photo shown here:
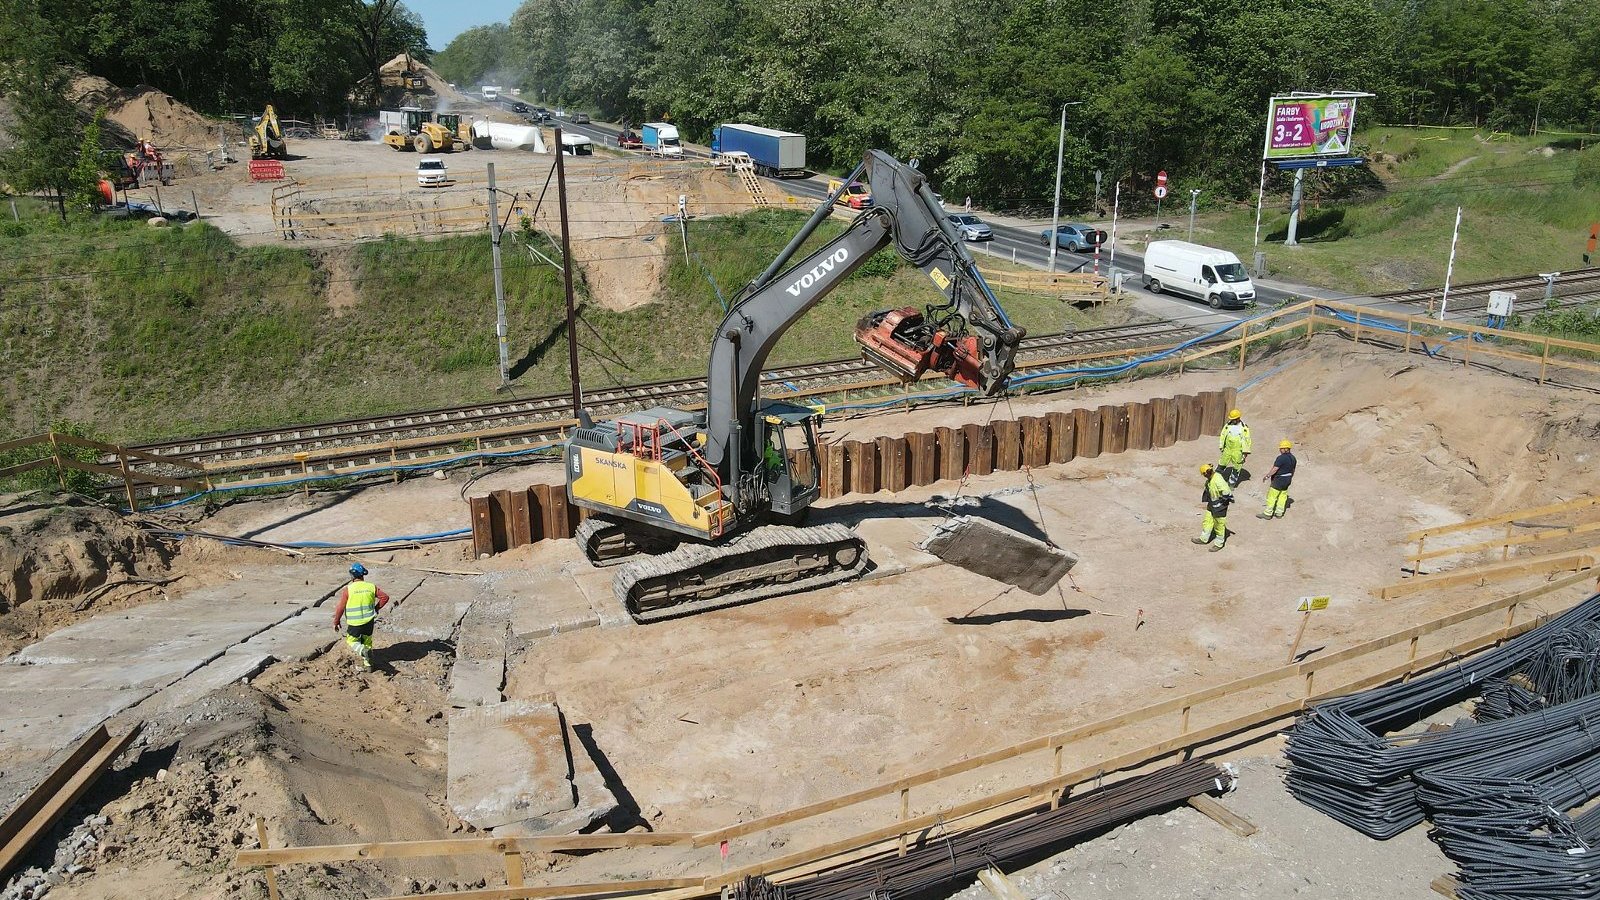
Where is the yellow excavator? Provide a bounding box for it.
[249,105,287,159]
[567,149,1026,622]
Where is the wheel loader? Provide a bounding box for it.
[379,108,461,153]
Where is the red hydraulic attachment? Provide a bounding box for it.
[854,307,986,391]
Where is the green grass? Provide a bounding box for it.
[0,207,1124,443]
[1172,127,1600,294]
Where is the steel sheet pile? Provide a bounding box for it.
[1286,593,1600,899]
[733,760,1233,900]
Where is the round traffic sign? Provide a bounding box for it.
[1154,185,1168,199]
[1156,170,1168,186]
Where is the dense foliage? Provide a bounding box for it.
[17,0,428,114]
[446,0,1600,205]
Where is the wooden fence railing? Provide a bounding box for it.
[0,432,207,511]
[467,388,1236,557]
[231,570,1600,900]
[982,270,1110,302]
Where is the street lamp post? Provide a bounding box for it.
[1048,100,1085,274]
[1188,189,1201,241]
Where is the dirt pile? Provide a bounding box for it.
[0,492,170,655]
[68,75,221,150]
[377,53,475,109]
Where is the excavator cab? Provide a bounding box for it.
[753,403,823,519]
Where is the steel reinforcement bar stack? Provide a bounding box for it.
[1284,592,1600,839]
[732,760,1233,900]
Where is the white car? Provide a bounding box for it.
[417,157,448,187]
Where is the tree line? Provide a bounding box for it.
[435,0,1600,206]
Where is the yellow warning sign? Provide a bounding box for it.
[1295,595,1331,613]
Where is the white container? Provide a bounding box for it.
[470,120,547,152]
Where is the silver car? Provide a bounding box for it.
[946,214,993,242]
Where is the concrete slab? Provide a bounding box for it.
[383,576,479,642]
[564,567,632,630]
[446,699,575,829]
[493,718,620,835]
[920,515,1079,595]
[503,568,603,639]
[448,658,505,708]
[231,614,335,664]
[126,652,274,719]
[0,687,153,764]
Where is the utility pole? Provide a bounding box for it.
[1107,182,1121,278]
[1047,100,1085,273]
[486,162,510,387]
[554,127,584,417]
[1188,189,1201,241]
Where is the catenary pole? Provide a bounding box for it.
[555,128,584,416]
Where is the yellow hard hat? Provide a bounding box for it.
[1279,439,1292,450]
[1199,463,1214,475]
[1228,409,1242,420]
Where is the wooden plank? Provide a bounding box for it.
[1379,548,1597,599]
[965,423,994,476]
[848,441,878,495]
[470,495,496,559]
[372,877,707,900]
[1019,416,1049,468]
[1431,874,1460,898]
[50,434,207,471]
[0,458,59,480]
[936,426,965,483]
[236,833,700,867]
[528,483,552,544]
[1175,394,1202,442]
[1125,401,1152,451]
[977,866,1030,900]
[546,488,573,540]
[0,434,49,456]
[1150,397,1177,448]
[1047,412,1075,464]
[907,431,937,487]
[877,436,909,492]
[1073,407,1100,459]
[992,420,1021,471]
[1186,795,1257,837]
[508,489,534,549]
[1100,405,1127,455]
[0,725,140,879]
[125,471,206,490]
[1416,517,1600,563]
[824,442,847,499]
[1405,495,1600,542]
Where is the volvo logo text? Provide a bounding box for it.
[785,248,849,296]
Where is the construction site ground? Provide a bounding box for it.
[5,336,1600,899]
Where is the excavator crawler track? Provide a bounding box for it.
[576,516,681,568]
[614,523,869,623]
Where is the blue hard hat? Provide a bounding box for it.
[349,563,368,578]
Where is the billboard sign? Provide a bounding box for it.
[1263,95,1359,159]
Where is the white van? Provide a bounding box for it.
[1142,240,1257,309]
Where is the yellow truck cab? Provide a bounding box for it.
[826,178,873,209]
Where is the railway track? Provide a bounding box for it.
[1376,269,1600,315]
[131,319,1200,476]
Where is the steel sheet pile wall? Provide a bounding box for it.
[470,389,1234,556]
[1286,593,1600,899]
[733,761,1233,900]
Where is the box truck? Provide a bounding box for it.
[641,122,683,157]
[710,124,806,177]
[1142,241,1258,309]
[560,132,593,156]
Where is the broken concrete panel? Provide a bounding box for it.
[231,615,335,664]
[447,699,575,829]
[920,516,1078,595]
[128,652,275,719]
[494,719,620,837]
[448,658,505,708]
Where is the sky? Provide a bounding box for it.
[408,0,519,49]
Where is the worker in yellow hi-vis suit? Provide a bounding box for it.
[1258,440,1297,519]
[1191,463,1233,551]
[1217,409,1252,488]
[331,563,389,669]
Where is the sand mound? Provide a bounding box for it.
[378,53,476,108]
[69,75,221,150]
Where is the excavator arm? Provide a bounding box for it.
[702,150,1025,482]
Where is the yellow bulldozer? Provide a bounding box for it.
[379,108,467,153]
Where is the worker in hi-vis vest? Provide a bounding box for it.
[1192,463,1233,551]
[1217,409,1252,488]
[331,563,389,669]
[1258,440,1297,519]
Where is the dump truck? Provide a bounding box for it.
[711,124,806,177]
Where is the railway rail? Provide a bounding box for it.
[1377,269,1600,315]
[131,319,1200,476]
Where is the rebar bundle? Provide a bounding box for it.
[1285,592,1600,839]
[732,760,1233,900]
